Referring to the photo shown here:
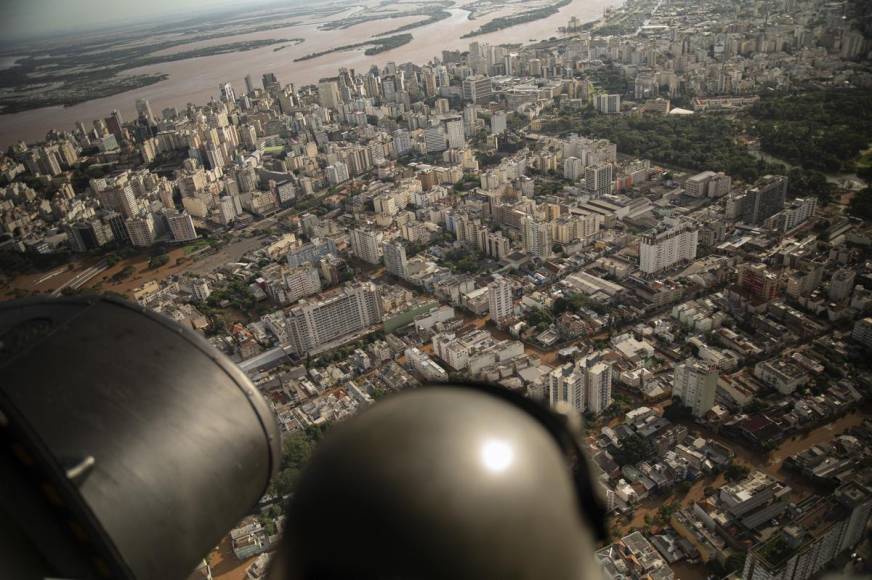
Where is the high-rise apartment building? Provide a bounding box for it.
[219,82,236,103]
[852,318,872,349]
[485,231,511,259]
[522,217,552,260]
[262,73,281,94]
[106,110,124,140]
[326,161,350,186]
[424,127,447,153]
[487,275,513,325]
[135,98,156,125]
[66,219,114,252]
[585,163,614,197]
[206,146,224,170]
[445,119,466,149]
[829,268,856,302]
[741,175,787,225]
[673,358,718,417]
[287,238,338,268]
[284,282,384,355]
[420,67,437,97]
[125,213,156,247]
[350,228,384,264]
[737,263,780,302]
[218,196,238,225]
[244,74,256,94]
[765,197,817,233]
[318,81,341,110]
[564,157,584,181]
[685,171,732,198]
[548,354,613,415]
[586,356,613,415]
[166,209,197,242]
[742,482,872,580]
[639,219,699,274]
[283,264,322,304]
[594,93,621,113]
[192,279,211,302]
[549,363,586,411]
[383,240,409,279]
[393,129,412,156]
[104,211,129,244]
[490,111,507,135]
[104,185,138,219]
[233,166,257,193]
[344,145,373,175]
[462,75,493,104]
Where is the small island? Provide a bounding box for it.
[373,9,453,37]
[0,7,311,115]
[294,34,413,63]
[462,0,572,38]
[0,38,298,114]
[319,2,453,32]
[136,39,302,67]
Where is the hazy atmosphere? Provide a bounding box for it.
[1,1,871,579]
[1,0,274,39]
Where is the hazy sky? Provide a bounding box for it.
[3,0,274,41]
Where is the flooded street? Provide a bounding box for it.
[608,403,872,578]
[671,561,710,580]
[766,408,869,469]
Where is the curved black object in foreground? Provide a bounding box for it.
[278,384,606,580]
[0,296,280,580]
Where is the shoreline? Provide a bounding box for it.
[0,0,623,147]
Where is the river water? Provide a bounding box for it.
[0,0,619,147]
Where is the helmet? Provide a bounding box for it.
[277,383,606,580]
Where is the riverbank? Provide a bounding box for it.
[0,0,622,146]
[462,0,573,38]
[294,34,413,62]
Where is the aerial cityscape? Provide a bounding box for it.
[1,0,872,578]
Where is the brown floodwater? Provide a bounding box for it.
[612,405,872,579]
[0,0,618,146]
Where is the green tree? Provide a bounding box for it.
[268,424,332,498]
[526,308,554,328]
[787,168,834,205]
[663,398,693,421]
[849,187,872,220]
[541,113,781,181]
[724,462,750,482]
[111,265,136,282]
[750,89,872,172]
[148,254,169,269]
[610,434,655,466]
[726,553,747,573]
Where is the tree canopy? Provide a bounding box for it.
[269,424,331,498]
[750,89,872,173]
[610,434,655,466]
[545,113,780,182]
[849,187,872,220]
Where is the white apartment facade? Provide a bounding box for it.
[673,358,718,417]
[639,220,699,274]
